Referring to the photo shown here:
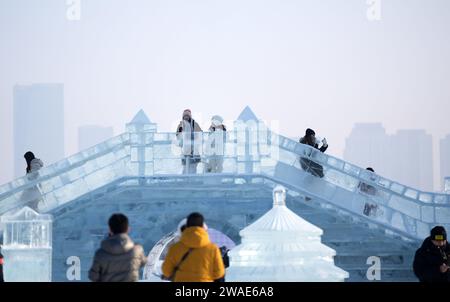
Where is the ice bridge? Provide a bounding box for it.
[1,107,449,282]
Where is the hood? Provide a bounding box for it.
[101,233,135,255]
[421,236,434,249]
[182,109,192,120]
[211,115,223,126]
[180,227,211,248]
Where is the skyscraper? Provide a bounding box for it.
[440,134,450,190]
[390,129,433,192]
[13,84,64,178]
[343,123,391,176]
[78,125,114,151]
[344,123,434,192]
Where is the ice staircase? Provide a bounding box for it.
[0,107,449,282]
[49,177,417,281]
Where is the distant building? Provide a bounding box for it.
[13,83,64,178]
[344,124,433,191]
[343,123,392,176]
[78,125,114,151]
[390,130,433,192]
[440,135,450,191]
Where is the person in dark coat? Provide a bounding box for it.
[89,213,147,282]
[299,128,328,178]
[413,226,450,282]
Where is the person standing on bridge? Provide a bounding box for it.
[89,213,147,282]
[176,109,203,174]
[24,151,43,178]
[162,212,225,282]
[205,115,227,173]
[299,128,328,178]
[22,151,44,210]
[413,226,450,282]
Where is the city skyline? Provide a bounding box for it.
[343,123,436,192]
[3,91,450,192]
[1,0,450,191]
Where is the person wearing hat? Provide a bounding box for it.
[176,109,203,174]
[298,128,328,178]
[413,226,450,282]
[205,115,227,173]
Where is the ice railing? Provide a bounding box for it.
[0,124,449,239]
[0,133,132,215]
[268,132,450,239]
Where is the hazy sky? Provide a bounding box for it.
[1,0,449,188]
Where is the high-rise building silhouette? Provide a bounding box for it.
[440,134,450,190]
[344,123,433,191]
[13,83,64,178]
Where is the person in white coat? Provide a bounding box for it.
[205,115,226,173]
[22,151,44,210]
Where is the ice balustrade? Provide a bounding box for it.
[0,133,131,215]
[0,122,449,240]
[268,132,450,239]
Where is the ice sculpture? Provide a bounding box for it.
[1,206,52,281]
[226,185,349,282]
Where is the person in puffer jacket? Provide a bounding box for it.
[162,212,225,282]
[89,213,147,282]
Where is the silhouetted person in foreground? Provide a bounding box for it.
[162,212,225,282]
[413,226,450,282]
[89,213,147,282]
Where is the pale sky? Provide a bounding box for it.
[1,0,449,189]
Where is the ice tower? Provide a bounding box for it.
[226,185,349,281]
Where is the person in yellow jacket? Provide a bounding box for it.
[162,212,225,282]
